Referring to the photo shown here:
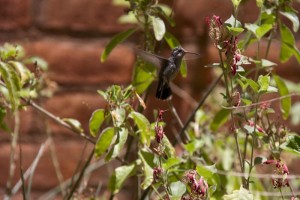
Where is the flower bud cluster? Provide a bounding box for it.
[181,170,208,200]
[263,159,290,189]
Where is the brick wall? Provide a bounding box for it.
[0,0,299,199]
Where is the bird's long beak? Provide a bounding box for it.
[183,49,201,56]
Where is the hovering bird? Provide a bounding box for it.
[137,47,199,100]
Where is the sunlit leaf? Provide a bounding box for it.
[258,75,270,93]
[151,16,165,41]
[95,127,115,158]
[108,162,137,194]
[129,111,152,145]
[255,24,272,40]
[280,135,300,156]
[261,59,277,68]
[89,109,106,137]
[274,75,291,120]
[169,181,186,197]
[101,28,136,62]
[132,61,156,94]
[24,56,48,71]
[223,186,254,200]
[111,107,126,127]
[280,24,300,63]
[138,151,154,189]
[162,157,181,170]
[280,11,299,32]
[105,127,128,161]
[0,61,21,111]
[62,118,83,133]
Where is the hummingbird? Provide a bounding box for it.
[137,46,200,100]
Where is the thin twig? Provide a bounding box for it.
[222,93,300,110]
[19,146,27,200]
[170,82,198,108]
[38,159,105,200]
[178,73,223,142]
[167,100,190,142]
[11,141,49,196]
[5,110,20,200]
[65,149,95,200]
[28,100,96,144]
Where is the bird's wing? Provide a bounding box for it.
[136,49,169,68]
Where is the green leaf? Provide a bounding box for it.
[256,0,263,7]
[105,127,128,161]
[24,56,48,71]
[280,11,299,32]
[162,135,175,157]
[162,157,181,170]
[132,61,155,94]
[89,109,106,137]
[279,24,300,63]
[111,107,126,127]
[138,151,154,189]
[246,79,259,92]
[255,24,272,40]
[245,23,272,40]
[227,27,245,36]
[62,118,83,133]
[108,162,137,194]
[210,108,230,131]
[0,62,21,111]
[261,59,277,68]
[223,186,254,200]
[151,16,165,41]
[8,61,33,86]
[129,111,152,145]
[184,139,205,155]
[196,164,217,180]
[280,135,300,156]
[94,127,115,158]
[225,15,242,27]
[231,0,241,7]
[273,75,291,120]
[258,75,270,93]
[169,181,186,197]
[101,28,136,62]
[164,32,187,77]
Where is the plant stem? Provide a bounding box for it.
[246,95,259,189]
[5,110,20,200]
[65,149,95,200]
[167,100,190,142]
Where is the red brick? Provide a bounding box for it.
[172,0,233,38]
[22,38,135,86]
[0,0,32,30]
[36,0,132,34]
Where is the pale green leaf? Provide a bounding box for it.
[101,28,136,62]
[280,135,300,156]
[62,118,83,133]
[151,16,165,41]
[105,127,128,161]
[89,109,106,137]
[108,162,136,194]
[223,186,254,200]
[274,75,291,119]
[95,127,115,158]
[280,11,299,32]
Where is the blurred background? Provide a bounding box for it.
[0,0,300,199]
